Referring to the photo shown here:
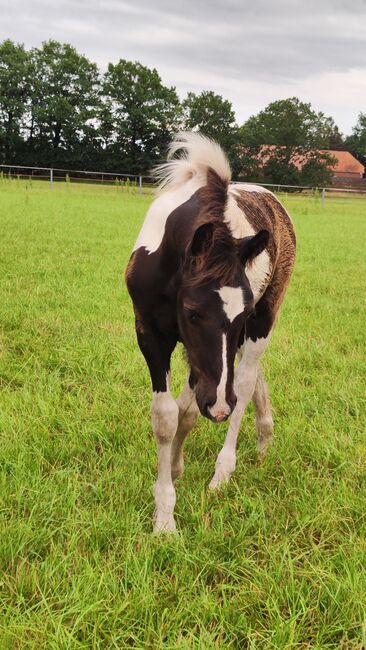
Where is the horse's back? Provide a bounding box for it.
[226,184,296,306]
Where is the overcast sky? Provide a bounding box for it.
[1,0,365,135]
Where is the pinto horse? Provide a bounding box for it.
[126,132,296,532]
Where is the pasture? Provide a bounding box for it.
[0,179,365,648]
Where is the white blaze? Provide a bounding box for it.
[217,286,245,322]
[208,334,230,419]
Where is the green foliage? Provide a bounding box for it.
[300,150,335,187]
[240,97,341,149]
[0,39,31,162]
[183,91,237,145]
[345,112,366,166]
[0,182,365,647]
[237,98,341,186]
[1,38,363,187]
[27,40,101,168]
[183,90,241,175]
[102,59,182,172]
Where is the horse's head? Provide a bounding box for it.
[178,221,269,422]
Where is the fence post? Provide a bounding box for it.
[50,168,53,190]
[139,175,143,195]
[321,188,325,208]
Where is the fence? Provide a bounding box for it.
[1,163,366,205]
[0,163,150,194]
[232,181,366,207]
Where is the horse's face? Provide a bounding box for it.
[178,223,269,422]
[178,278,252,421]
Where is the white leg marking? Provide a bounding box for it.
[209,334,271,490]
[253,365,274,459]
[208,334,231,421]
[171,380,199,481]
[151,390,179,533]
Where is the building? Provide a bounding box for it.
[319,150,364,180]
[254,146,365,182]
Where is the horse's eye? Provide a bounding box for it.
[185,309,199,323]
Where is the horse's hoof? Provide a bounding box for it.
[153,513,177,534]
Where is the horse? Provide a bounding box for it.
[125,132,296,532]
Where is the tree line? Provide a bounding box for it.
[1,39,365,185]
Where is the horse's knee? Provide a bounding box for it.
[178,404,199,434]
[151,392,179,443]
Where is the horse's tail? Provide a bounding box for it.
[153,131,231,193]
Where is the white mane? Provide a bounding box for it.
[153,131,232,194]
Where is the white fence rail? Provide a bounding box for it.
[0,163,149,194]
[1,164,366,205]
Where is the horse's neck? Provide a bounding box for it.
[133,178,204,255]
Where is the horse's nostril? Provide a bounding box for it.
[214,411,230,422]
[204,402,214,418]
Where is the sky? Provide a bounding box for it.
[1,0,365,136]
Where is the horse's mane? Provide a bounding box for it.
[184,169,239,288]
[153,131,231,194]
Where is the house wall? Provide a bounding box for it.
[333,171,364,179]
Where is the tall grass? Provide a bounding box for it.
[0,182,365,648]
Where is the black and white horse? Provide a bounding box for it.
[126,133,296,532]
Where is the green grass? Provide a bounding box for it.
[0,179,365,649]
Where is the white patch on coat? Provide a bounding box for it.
[246,250,272,302]
[133,175,205,254]
[217,286,245,322]
[208,334,230,420]
[224,189,272,302]
[224,192,255,239]
[135,132,233,255]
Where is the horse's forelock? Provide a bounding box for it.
[182,167,239,288]
[184,220,239,288]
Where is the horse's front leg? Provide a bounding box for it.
[209,334,271,490]
[136,326,178,533]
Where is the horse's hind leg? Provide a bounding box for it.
[171,375,199,481]
[252,364,274,460]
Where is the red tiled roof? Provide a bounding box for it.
[256,146,364,175]
[319,150,364,175]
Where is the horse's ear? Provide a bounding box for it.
[238,229,269,264]
[189,222,214,257]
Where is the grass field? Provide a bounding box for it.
[0,179,365,649]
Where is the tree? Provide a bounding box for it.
[182,91,237,144]
[345,113,366,166]
[26,40,100,167]
[0,39,31,163]
[182,90,239,171]
[239,97,340,149]
[237,98,339,186]
[102,60,181,173]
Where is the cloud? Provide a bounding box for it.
[0,0,365,133]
